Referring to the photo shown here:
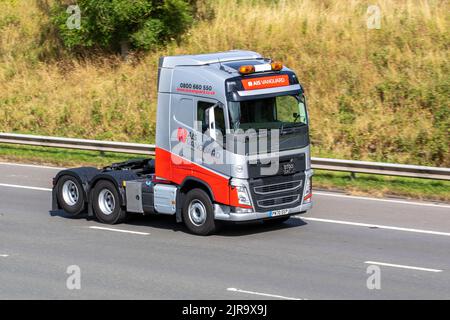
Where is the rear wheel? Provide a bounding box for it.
[92,180,127,224]
[56,175,85,216]
[182,189,217,236]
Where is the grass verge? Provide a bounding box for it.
[0,143,448,203]
[1,0,449,167]
[0,143,144,167]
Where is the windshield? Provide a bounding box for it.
[227,94,309,153]
[228,95,308,131]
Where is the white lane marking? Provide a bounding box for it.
[314,191,450,209]
[0,254,9,257]
[365,261,443,273]
[299,217,450,237]
[0,162,64,170]
[0,183,51,192]
[227,288,303,300]
[89,226,150,235]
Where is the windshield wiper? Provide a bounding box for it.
[280,122,306,135]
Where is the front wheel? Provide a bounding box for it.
[92,180,127,224]
[182,189,217,236]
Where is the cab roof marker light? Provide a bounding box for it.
[239,65,255,74]
[271,61,283,71]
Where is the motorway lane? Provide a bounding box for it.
[1,161,449,232]
[0,162,449,299]
[312,192,450,232]
[0,162,60,188]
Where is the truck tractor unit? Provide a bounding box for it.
[52,50,313,235]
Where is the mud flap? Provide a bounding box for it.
[176,188,183,223]
[51,187,60,211]
[87,191,94,217]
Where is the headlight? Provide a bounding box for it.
[230,180,252,207]
[303,176,312,203]
[235,186,251,206]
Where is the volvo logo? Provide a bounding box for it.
[282,162,295,175]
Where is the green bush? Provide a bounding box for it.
[49,0,193,54]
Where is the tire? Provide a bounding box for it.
[182,188,217,236]
[264,216,290,225]
[92,180,127,224]
[56,175,85,216]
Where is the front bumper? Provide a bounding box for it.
[214,201,312,222]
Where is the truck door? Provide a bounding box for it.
[195,99,226,165]
[170,94,195,179]
[193,98,231,205]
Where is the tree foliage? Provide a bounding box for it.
[50,0,193,54]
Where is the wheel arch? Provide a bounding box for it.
[179,177,215,201]
[52,167,99,211]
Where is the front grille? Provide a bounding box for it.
[257,195,300,208]
[248,153,306,179]
[249,172,305,211]
[254,180,302,195]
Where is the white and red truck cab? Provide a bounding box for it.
[52,50,313,235]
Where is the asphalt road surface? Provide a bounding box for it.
[0,161,449,300]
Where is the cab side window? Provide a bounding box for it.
[197,101,226,136]
[197,101,214,133]
[214,106,226,136]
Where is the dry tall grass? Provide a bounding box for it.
[1,0,449,165]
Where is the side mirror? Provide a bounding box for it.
[205,106,217,140]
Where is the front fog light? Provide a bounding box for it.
[232,207,253,213]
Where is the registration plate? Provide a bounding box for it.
[269,209,289,217]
